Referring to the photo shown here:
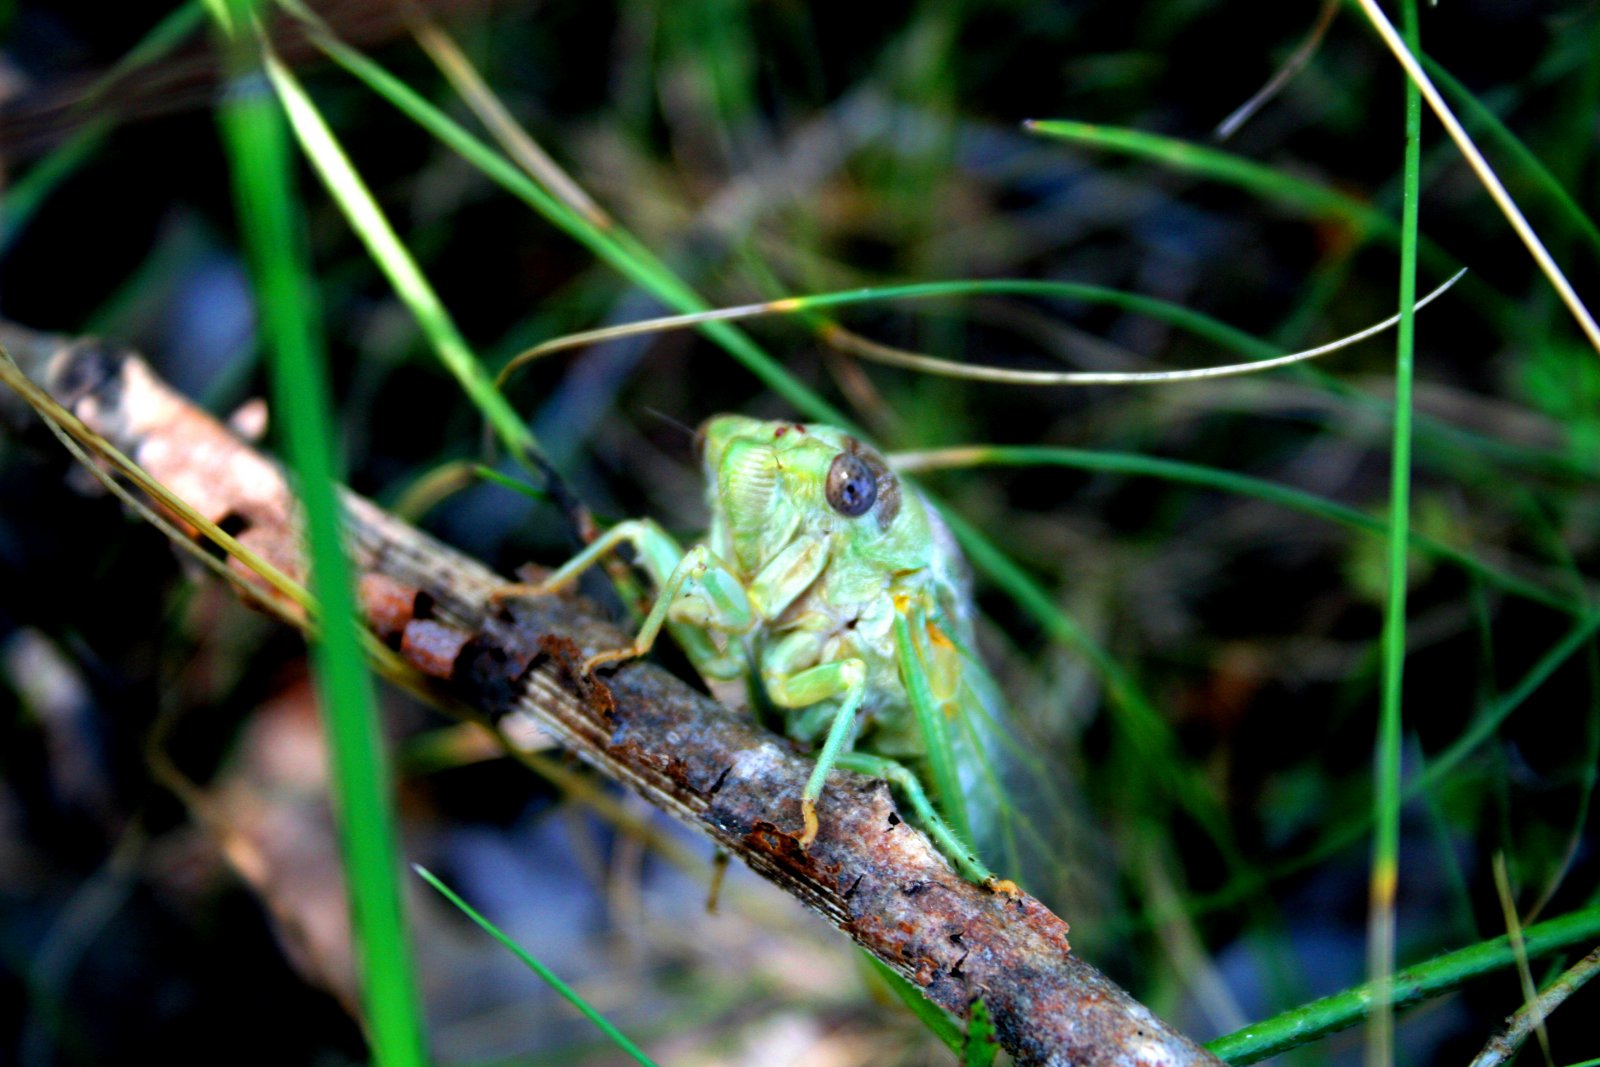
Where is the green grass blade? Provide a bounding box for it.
[212,8,425,1067]
[508,277,1595,488]
[1366,5,1423,1062]
[964,998,1000,1067]
[258,49,539,463]
[891,444,1578,613]
[1422,55,1600,259]
[1024,119,1403,246]
[414,865,661,1067]
[863,953,963,1056]
[285,8,850,428]
[1024,118,1479,299]
[502,278,1273,371]
[2,2,206,251]
[1206,903,1600,1064]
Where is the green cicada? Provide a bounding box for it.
[527,414,1020,889]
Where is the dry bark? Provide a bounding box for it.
[0,321,1225,1067]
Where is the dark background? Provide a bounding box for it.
[2,1,1598,1063]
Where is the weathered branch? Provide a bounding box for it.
[1467,943,1600,1067]
[0,321,1224,1067]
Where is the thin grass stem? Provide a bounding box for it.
[213,6,426,1065]
[1365,4,1423,1059]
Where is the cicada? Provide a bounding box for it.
[525,414,1021,889]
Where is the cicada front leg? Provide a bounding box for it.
[756,632,869,847]
[498,519,752,676]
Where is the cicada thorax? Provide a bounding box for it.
[741,537,910,745]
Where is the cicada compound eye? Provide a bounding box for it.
[825,452,878,517]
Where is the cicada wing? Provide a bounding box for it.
[912,507,1090,901]
[937,610,1092,905]
[945,640,1028,875]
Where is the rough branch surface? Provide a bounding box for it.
[0,322,1224,1067]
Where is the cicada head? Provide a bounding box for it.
[699,415,931,578]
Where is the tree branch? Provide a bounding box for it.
[0,321,1224,1067]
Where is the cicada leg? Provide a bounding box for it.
[835,752,1018,895]
[583,544,754,672]
[495,519,677,602]
[705,849,731,914]
[758,645,868,848]
[497,519,752,675]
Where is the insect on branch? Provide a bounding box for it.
[0,320,1225,1067]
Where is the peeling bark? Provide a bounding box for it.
[0,322,1224,1067]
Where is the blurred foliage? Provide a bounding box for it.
[1,0,1598,1064]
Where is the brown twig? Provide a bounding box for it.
[1468,943,1600,1067]
[0,321,1224,1067]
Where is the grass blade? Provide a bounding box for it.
[1206,903,1600,1064]
[282,4,851,428]
[964,998,1000,1067]
[863,954,964,1056]
[889,444,1579,613]
[2,2,206,251]
[1023,118,1437,264]
[258,47,540,463]
[1352,0,1600,356]
[1422,55,1600,261]
[213,7,425,1065]
[414,865,660,1067]
[1366,4,1424,1061]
